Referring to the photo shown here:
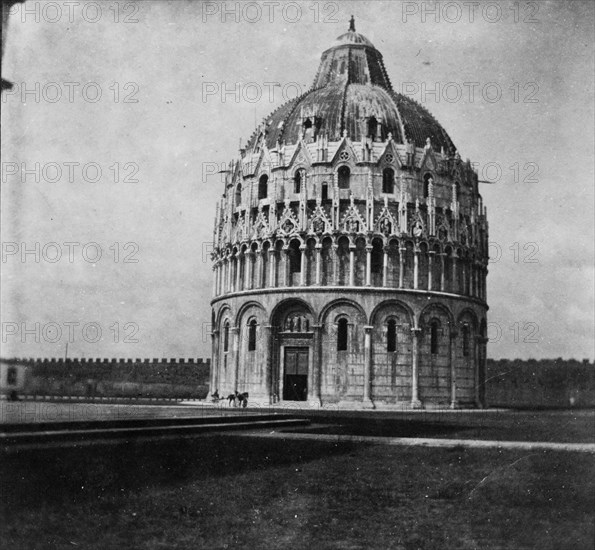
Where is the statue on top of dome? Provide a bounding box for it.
[349,15,355,32]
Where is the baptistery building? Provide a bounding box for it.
[210,19,489,408]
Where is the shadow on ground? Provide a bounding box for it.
[0,435,358,513]
[288,417,471,437]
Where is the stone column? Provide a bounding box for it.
[363,326,375,408]
[315,245,322,285]
[331,244,339,285]
[264,325,273,404]
[349,246,355,286]
[236,252,242,291]
[440,253,446,292]
[231,326,240,392]
[246,252,254,290]
[210,329,220,396]
[382,247,388,287]
[410,327,422,408]
[282,247,290,287]
[450,331,458,409]
[474,335,481,407]
[428,250,434,291]
[413,246,419,290]
[399,246,405,288]
[223,256,229,294]
[255,250,263,289]
[478,336,489,408]
[269,249,276,288]
[310,324,323,406]
[451,251,458,294]
[229,254,237,292]
[365,246,372,286]
[300,244,307,286]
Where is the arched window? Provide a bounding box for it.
[248,319,257,351]
[289,240,301,273]
[382,167,394,194]
[371,239,383,278]
[321,182,328,200]
[258,174,268,200]
[223,321,230,352]
[337,318,348,351]
[294,170,303,194]
[235,184,242,206]
[7,367,17,386]
[453,181,460,201]
[367,117,378,140]
[423,173,433,199]
[387,319,397,352]
[462,324,470,357]
[430,320,440,355]
[338,166,350,189]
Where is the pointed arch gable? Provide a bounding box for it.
[329,138,359,166]
[286,138,314,170]
[419,147,438,174]
[378,140,403,168]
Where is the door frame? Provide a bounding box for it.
[280,344,312,402]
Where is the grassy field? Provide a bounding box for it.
[1,411,594,550]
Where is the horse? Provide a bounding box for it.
[237,391,249,408]
[227,391,249,407]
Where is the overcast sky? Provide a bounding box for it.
[1,0,593,361]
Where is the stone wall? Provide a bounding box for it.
[2,357,210,399]
[486,359,595,408]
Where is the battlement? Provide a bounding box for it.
[0,356,211,399]
[4,357,210,367]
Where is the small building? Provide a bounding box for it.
[0,358,27,399]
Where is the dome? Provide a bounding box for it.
[246,17,455,153]
[211,17,489,412]
[329,15,375,49]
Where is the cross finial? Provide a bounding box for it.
[349,15,355,32]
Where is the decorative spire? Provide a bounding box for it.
[349,15,355,32]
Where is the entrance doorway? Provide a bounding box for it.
[283,347,308,401]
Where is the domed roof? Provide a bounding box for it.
[246,18,455,154]
[329,16,375,48]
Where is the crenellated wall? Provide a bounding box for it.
[0,357,210,399]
